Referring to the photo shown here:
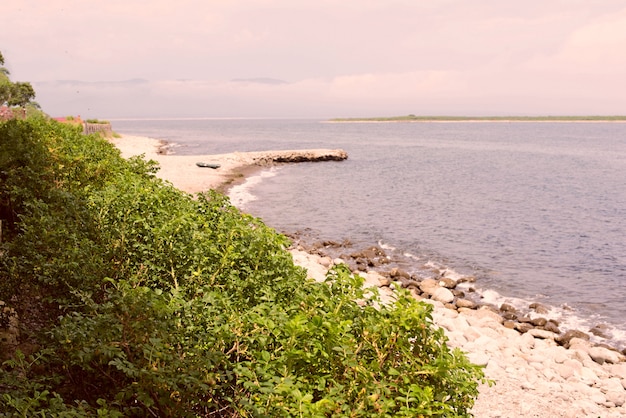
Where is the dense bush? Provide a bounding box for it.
[0,118,485,417]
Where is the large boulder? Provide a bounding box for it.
[419,278,439,296]
[588,346,622,365]
[438,277,457,289]
[456,298,477,309]
[556,329,590,348]
[431,287,455,304]
[389,267,411,279]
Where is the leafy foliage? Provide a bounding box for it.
[0,118,485,416]
[4,82,36,108]
[0,51,37,109]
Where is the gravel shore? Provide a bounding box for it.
[291,250,626,417]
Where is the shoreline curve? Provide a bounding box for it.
[110,133,626,417]
[111,134,347,194]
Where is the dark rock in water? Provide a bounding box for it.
[395,277,408,287]
[529,302,550,315]
[590,324,611,339]
[357,246,387,259]
[273,149,348,163]
[530,317,548,327]
[398,278,420,290]
[339,253,355,263]
[438,277,457,289]
[556,330,590,348]
[452,289,465,298]
[542,321,561,334]
[500,303,517,313]
[390,267,411,279]
[457,276,476,284]
[339,239,352,247]
[322,240,344,248]
[349,246,389,269]
[502,312,518,321]
[515,323,534,334]
[367,258,380,267]
[455,298,477,309]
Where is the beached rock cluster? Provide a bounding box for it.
[291,241,626,417]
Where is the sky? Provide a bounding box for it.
[2,0,626,119]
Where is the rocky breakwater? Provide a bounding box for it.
[291,240,626,417]
[242,149,348,165]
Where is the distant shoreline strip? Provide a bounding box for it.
[328,116,626,123]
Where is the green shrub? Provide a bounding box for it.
[0,118,156,303]
[0,118,485,417]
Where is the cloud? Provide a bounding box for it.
[526,7,626,74]
[32,71,466,118]
[7,1,626,117]
[327,71,465,99]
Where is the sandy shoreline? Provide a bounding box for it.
[111,135,347,193]
[111,134,626,417]
[111,135,267,193]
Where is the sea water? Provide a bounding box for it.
[113,119,626,347]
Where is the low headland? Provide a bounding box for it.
[112,133,626,417]
[329,115,626,123]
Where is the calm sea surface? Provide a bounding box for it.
[113,119,626,346]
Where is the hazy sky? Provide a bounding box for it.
[2,0,626,118]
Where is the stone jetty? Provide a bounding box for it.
[240,149,348,165]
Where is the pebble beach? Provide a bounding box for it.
[112,133,626,417]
